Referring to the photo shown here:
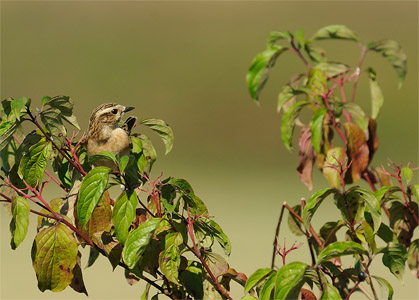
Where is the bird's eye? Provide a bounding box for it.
[111,109,118,114]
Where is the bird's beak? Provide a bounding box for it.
[124,106,135,112]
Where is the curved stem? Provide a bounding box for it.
[350,45,367,103]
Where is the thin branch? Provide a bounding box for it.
[350,45,368,103]
[283,202,323,247]
[271,205,286,269]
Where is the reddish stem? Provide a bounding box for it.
[283,202,323,247]
[322,94,347,144]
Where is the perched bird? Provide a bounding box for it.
[83,103,137,168]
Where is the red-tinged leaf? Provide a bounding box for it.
[204,252,229,279]
[78,190,112,239]
[300,288,318,300]
[125,268,140,286]
[220,268,248,291]
[367,118,379,161]
[374,166,392,187]
[297,127,315,190]
[322,147,346,189]
[389,201,418,247]
[344,123,369,183]
[92,231,122,270]
[32,223,78,292]
[70,252,88,296]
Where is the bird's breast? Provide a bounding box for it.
[87,128,131,157]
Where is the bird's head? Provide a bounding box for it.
[89,103,135,128]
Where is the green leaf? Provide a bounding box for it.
[247,46,289,101]
[377,223,397,244]
[179,261,204,299]
[367,68,384,119]
[374,186,401,206]
[168,178,207,215]
[362,220,376,253]
[40,108,66,146]
[0,120,22,152]
[274,261,307,300]
[311,25,359,42]
[307,68,327,96]
[320,221,344,246]
[295,29,305,48]
[317,241,368,265]
[10,196,30,249]
[315,62,349,77]
[302,187,337,231]
[320,282,341,300]
[368,39,407,88]
[86,247,100,268]
[209,219,232,256]
[159,232,183,285]
[259,270,277,300]
[412,184,419,203]
[32,223,78,292]
[309,107,326,154]
[134,134,157,174]
[241,297,258,300]
[112,191,138,244]
[267,31,292,47]
[18,139,52,187]
[401,167,413,184]
[287,205,304,237]
[88,151,117,165]
[343,103,368,132]
[118,155,130,173]
[11,97,29,121]
[244,268,273,294]
[382,244,407,281]
[281,101,309,151]
[348,187,381,233]
[407,239,418,273]
[141,283,151,300]
[304,44,326,63]
[322,147,346,189]
[277,86,307,114]
[140,118,174,155]
[372,275,394,300]
[77,166,111,226]
[122,217,162,269]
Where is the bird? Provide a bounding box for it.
[83,103,137,169]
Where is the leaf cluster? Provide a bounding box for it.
[244,25,417,300]
[1,96,242,299]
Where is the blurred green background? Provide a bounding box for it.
[1,1,417,299]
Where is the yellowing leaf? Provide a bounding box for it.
[32,223,78,292]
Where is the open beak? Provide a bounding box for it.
[124,106,135,112]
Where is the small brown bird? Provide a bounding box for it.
[84,103,137,168]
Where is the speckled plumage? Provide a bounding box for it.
[84,103,136,168]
